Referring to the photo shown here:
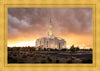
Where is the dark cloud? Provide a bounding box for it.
[8,8,92,39]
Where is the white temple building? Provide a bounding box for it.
[36,18,66,50]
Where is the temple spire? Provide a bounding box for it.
[48,17,54,37]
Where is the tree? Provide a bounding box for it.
[69,45,76,61]
[61,48,67,51]
[75,46,80,52]
[38,48,42,51]
[47,48,51,51]
[54,48,58,51]
[30,47,35,51]
[89,48,92,51]
[44,48,47,51]
[70,45,76,53]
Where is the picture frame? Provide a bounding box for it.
[0,0,100,71]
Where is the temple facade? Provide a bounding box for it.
[35,18,66,50]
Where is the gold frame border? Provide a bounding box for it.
[1,0,100,70]
[4,4,96,67]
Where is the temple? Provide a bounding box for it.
[35,18,66,50]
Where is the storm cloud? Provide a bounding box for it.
[8,8,92,39]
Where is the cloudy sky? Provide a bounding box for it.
[8,8,92,48]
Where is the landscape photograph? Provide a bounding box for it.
[8,8,93,63]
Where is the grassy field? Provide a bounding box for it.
[8,50,92,63]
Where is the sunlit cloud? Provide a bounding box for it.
[8,8,92,48]
[8,40,36,47]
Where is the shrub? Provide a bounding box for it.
[17,59,24,63]
[8,56,17,63]
[56,60,59,63]
[41,60,46,63]
[34,61,39,63]
[8,53,11,57]
[44,48,47,51]
[42,56,45,58]
[32,57,37,60]
[47,57,52,63]
[66,60,72,63]
[82,59,92,63]
[13,54,17,56]
[22,55,27,58]
[29,54,33,57]
[61,48,67,51]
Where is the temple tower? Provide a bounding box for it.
[48,18,54,37]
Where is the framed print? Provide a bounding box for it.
[0,0,100,71]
